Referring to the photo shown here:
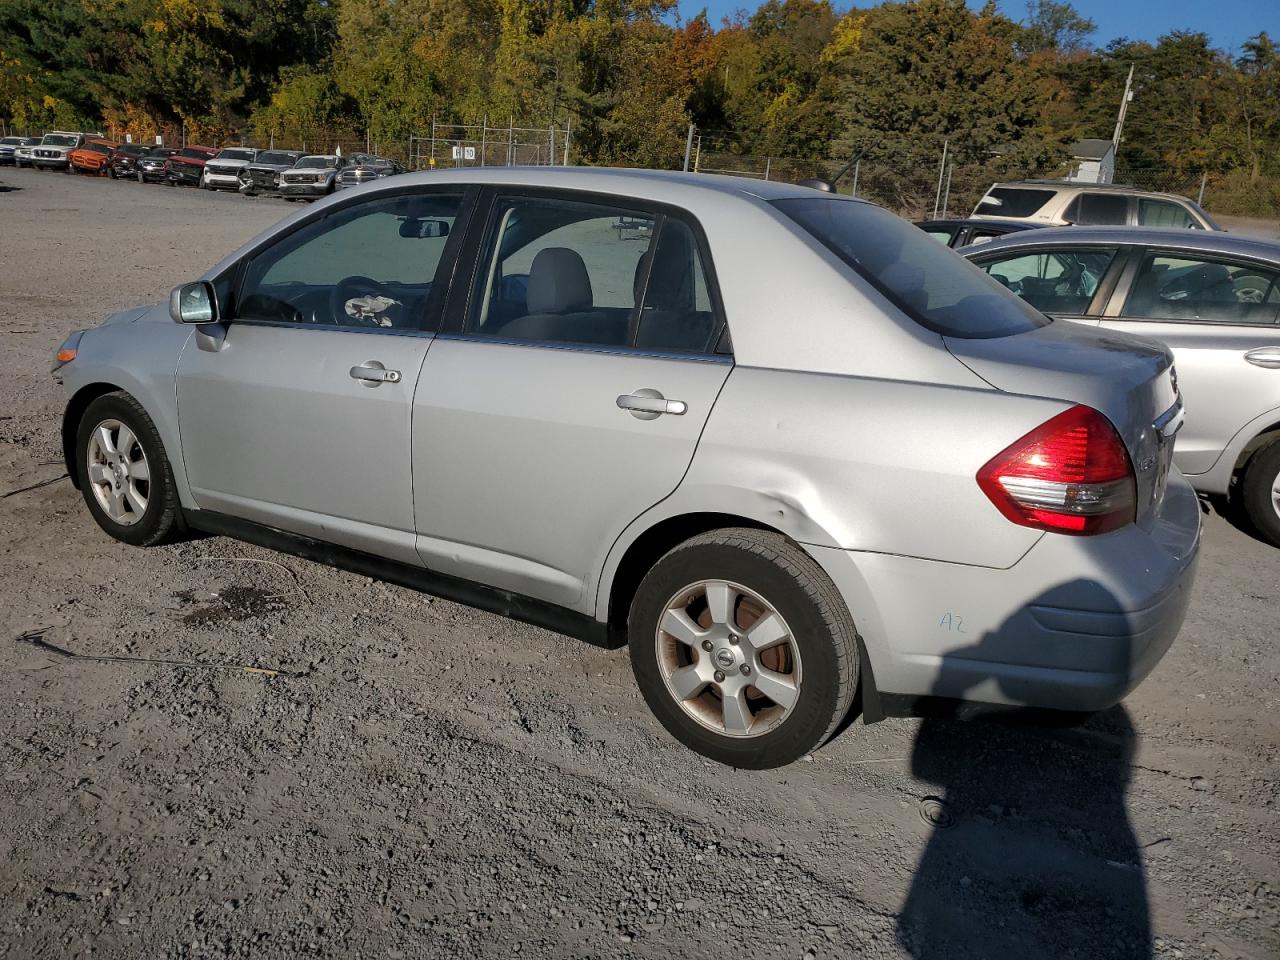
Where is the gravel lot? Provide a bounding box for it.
[1,165,1277,960]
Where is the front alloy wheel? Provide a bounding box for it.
[629,528,858,768]
[76,392,183,547]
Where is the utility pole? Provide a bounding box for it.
[933,139,948,219]
[1112,64,1135,149]
[562,117,572,166]
[683,123,695,172]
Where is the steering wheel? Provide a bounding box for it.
[330,275,400,327]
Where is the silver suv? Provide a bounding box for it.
[973,180,1219,230]
[963,227,1280,545]
[52,169,1199,768]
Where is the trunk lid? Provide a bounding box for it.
[945,321,1181,530]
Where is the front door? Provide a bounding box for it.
[1099,248,1280,476]
[177,189,468,564]
[412,190,732,609]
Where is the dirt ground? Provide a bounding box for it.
[0,166,1277,960]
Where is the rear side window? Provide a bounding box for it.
[1138,199,1197,230]
[774,197,1050,339]
[975,247,1118,315]
[1071,193,1129,225]
[1122,253,1280,325]
[975,188,1055,218]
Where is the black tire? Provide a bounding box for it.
[1240,440,1280,548]
[628,528,859,768]
[75,392,183,547]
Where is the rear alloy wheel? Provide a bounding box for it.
[1240,440,1280,548]
[628,528,858,768]
[76,392,182,547]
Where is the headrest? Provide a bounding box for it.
[527,247,593,314]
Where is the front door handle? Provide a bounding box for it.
[350,361,402,386]
[617,388,687,420]
[1244,347,1280,370]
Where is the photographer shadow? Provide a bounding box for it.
[894,581,1153,959]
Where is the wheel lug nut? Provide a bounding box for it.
[729,635,740,645]
[701,640,713,652]
[713,670,725,683]
[740,664,751,676]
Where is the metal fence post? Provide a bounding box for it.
[941,162,954,218]
[480,116,487,167]
[683,124,695,172]
[563,117,572,166]
[764,157,771,181]
[1197,170,1208,206]
[851,160,859,198]
[933,139,948,219]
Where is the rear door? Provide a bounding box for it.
[177,187,471,565]
[411,188,731,609]
[1098,247,1280,475]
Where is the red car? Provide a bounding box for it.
[165,146,217,187]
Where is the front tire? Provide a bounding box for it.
[1240,440,1280,548]
[628,528,858,768]
[75,392,183,547]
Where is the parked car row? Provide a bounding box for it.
[1,131,404,198]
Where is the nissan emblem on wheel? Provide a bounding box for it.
[52,166,1199,768]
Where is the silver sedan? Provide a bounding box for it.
[53,168,1199,767]
[962,227,1280,546]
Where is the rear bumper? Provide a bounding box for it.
[810,470,1201,714]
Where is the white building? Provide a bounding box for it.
[1067,138,1116,185]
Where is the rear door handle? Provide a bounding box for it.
[350,361,402,386]
[617,389,687,420]
[1244,347,1280,369]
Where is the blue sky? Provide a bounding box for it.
[679,0,1276,55]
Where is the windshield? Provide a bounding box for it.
[773,197,1051,339]
[1,137,22,146]
[296,156,337,169]
[179,148,209,159]
[256,152,298,165]
[85,143,111,154]
[119,144,148,156]
[976,187,1056,218]
[217,148,255,161]
[42,134,78,147]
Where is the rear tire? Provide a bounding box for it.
[628,528,858,768]
[1240,440,1280,548]
[75,392,183,547]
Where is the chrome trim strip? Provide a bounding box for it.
[1153,396,1185,439]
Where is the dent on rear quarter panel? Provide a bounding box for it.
[676,366,1063,569]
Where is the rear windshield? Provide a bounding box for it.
[975,187,1056,218]
[256,152,299,165]
[774,197,1051,339]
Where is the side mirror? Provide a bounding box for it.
[169,281,218,324]
[398,218,449,239]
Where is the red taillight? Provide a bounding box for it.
[977,405,1136,536]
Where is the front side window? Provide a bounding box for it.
[976,247,1118,314]
[1138,199,1197,230]
[1071,193,1129,225]
[238,192,463,330]
[775,197,1049,339]
[1122,253,1280,325]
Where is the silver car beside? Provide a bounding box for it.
[53,169,1198,768]
[963,227,1280,545]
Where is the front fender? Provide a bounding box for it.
[60,315,195,507]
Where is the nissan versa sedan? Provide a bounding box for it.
[962,227,1280,546]
[53,169,1199,768]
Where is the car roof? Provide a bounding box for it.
[917,217,1040,230]
[958,225,1280,263]
[986,180,1196,203]
[365,166,863,204]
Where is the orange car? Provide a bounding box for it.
[68,139,119,175]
